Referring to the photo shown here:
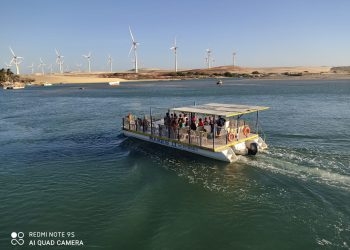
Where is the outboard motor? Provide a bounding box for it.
[248,142,258,155]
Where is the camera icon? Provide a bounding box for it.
[11,232,24,246]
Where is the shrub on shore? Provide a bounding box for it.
[0,68,20,83]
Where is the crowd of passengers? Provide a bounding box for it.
[126,112,228,136]
[163,112,226,134]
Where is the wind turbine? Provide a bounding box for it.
[82,52,92,72]
[28,63,34,74]
[107,55,113,72]
[170,37,178,72]
[38,58,46,75]
[55,49,64,73]
[232,52,237,68]
[4,62,12,70]
[9,47,23,74]
[76,63,82,72]
[205,48,212,69]
[128,26,140,73]
[47,64,53,74]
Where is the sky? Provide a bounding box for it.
[1,0,350,73]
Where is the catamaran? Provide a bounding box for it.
[122,103,269,162]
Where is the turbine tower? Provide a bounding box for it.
[47,64,53,74]
[232,52,236,68]
[28,63,34,74]
[107,55,113,72]
[38,58,46,75]
[128,26,139,73]
[55,49,64,73]
[206,48,212,69]
[82,52,92,72]
[170,37,178,72]
[76,63,82,72]
[9,47,23,75]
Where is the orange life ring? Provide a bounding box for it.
[243,126,250,136]
[228,132,236,142]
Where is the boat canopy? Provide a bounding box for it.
[171,103,269,118]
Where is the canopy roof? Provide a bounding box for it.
[171,103,269,118]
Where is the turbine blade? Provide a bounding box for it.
[9,47,15,56]
[129,26,135,42]
[55,49,59,56]
[128,45,133,56]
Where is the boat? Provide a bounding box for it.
[2,81,25,90]
[109,81,120,86]
[122,103,269,162]
[217,80,223,85]
[3,85,25,90]
[43,83,53,86]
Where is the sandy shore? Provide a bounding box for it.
[24,66,350,85]
[27,73,127,85]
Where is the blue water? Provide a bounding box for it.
[0,79,349,249]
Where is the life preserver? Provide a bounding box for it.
[243,126,250,136]
[228,132,236,142]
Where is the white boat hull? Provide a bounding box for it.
[124,130,245,162]
[109,81,120,86]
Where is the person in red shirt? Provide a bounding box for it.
[198,118,204,127]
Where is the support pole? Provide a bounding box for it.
[256,111,259,134]
[213,115,215,150]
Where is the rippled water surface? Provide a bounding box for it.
[0,79,349,249]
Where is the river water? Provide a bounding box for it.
[0,79,349,249]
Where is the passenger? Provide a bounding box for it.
[190,117,197,130]
[209,116,214,133]
[170,115,178,138]
[164,112,170,127]
[204,117,209,125]
[137,117,143,131]
[185,117,189,127]
[178,114,184,128]
[198,118,204,127]
[216,115,226,136]
[143,116,149,131]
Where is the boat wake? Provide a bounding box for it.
[126,139,350,193]
[247,147,350,191]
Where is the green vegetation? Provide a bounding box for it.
[0,68,19,83]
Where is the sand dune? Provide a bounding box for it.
[25,66,347,85]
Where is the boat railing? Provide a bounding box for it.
[122,115,257,150]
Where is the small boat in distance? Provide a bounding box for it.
[122,103,269,162]
[3,85,25,90]
[109,81,120,86]
[43,83,53,86]
[217,80,223,85]
[2,81,25,90]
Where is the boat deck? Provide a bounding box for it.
[123,121,258,152]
